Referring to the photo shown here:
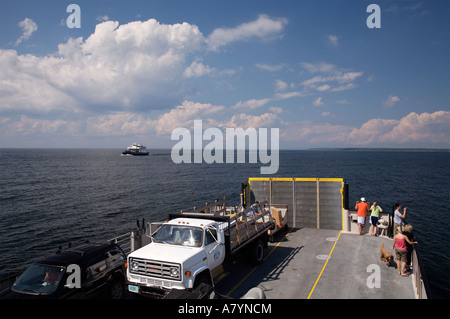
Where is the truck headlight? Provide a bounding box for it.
[170,267,179,277]
[131,261,139,271]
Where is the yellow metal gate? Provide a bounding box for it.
[248,178,346,230]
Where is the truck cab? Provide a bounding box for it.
[127,217,225,297]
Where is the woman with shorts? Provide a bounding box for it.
[392,226,418,276]
[370,202,383,236]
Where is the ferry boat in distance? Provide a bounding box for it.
[121,143,149,156]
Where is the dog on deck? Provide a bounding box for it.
[380,243,393,266]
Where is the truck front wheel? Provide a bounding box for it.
[193,271,212,289]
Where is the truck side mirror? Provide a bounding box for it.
[217,230,225,245]
[206,226,225,245]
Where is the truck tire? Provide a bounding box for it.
[249,240,264,265]
[193,271,212,289]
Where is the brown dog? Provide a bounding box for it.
[380,243,393,266]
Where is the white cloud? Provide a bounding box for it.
[380,111,450,144]
[274,91,305,100]
[301,62,335,74]
[280,120,352,144]
[2,19,206,114]
[316,84,331,91]
[15,18,38,46]
[232,98,271,110]
[207,14,288,51]
[313,97,324,106]
[274,79,288,92]
[269,110,450,148]
[266,61,362,103]
[85,112,154,136]
[269,106,283,114]
[301,72,363,88]
[300,62,363,93]
[0,101,226,138]
[0,50,80,113]
[328,34,338,47]
[183,61,216,78]
[96,15,110,22]
[330,83,358,92]
[255,63,285,72]
[2,108,448,149]
[346,118,399,145]
[382,95,400,108]
[325,111,450,146]
[1,115,80,136]
[154,101,225,135]
[2,16,290,117]
[221,112,279,129]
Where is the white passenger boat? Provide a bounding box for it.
[121,143,149,156]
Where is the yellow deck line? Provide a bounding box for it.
[307,230,342,299]
[226,227,294,297]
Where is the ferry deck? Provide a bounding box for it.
[214,227,419,299]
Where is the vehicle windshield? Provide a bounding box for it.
[153,224,203,247]
[12,263,66,295]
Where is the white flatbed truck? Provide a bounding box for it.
[126,200,275,298]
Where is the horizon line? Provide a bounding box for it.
[0,147,449,152]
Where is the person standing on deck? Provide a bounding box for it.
[370,202,383,236]
[355,197,370,235]
[393,226,418,276]
[394,203,407,234]
[402,224,415,271]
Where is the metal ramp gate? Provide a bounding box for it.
[248,178,346,230]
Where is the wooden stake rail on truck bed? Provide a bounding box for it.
[170,199,275,255]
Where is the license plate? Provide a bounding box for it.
[128,285,139,293]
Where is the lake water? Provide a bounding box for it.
[0,148,448,298]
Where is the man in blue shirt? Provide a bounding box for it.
[394,203,407,235]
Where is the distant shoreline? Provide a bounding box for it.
[307,148,450,152]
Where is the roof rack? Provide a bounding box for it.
[55,240,107,255]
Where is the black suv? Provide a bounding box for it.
[1,242,126,299]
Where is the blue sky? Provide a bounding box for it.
[0,0,449,149]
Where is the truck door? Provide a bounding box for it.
[204,227,225,269]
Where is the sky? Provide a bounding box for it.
[0,0,449,149]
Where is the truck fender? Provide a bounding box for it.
[192,269,213,289]
[189,266,212,289]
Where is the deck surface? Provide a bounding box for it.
[214,228,416,299]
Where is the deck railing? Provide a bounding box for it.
[109,219,149,255]
[411,245,432,299]
[109,232,133,255]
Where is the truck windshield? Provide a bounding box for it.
[12,263,66,295]
[153,225,203,247]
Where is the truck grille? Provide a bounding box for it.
[129,258,181,281]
